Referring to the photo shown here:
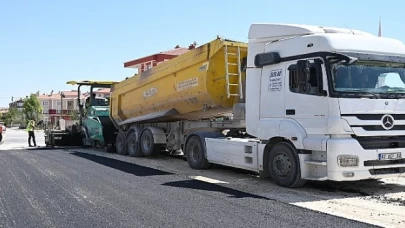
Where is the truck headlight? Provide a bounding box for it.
[337,155,359,167]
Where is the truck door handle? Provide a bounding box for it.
[286,109,295,115]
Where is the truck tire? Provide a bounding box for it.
[140,129,161,156]
[81,134,89,147]
[127,130,143,157]
[91,140,98,148]
[116,130,127,155]
[0,133,2,143]
[268,142,306,188]
[185,136,211,170]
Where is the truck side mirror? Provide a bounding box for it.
[297,60,310,91]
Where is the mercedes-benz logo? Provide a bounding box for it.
[381,114,395,130]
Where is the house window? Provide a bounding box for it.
[67,101,74,110]
[56,101,61,106]
[42,101,49,106]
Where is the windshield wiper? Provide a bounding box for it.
[392,94,405,99]
[359,93,405,99]
[359,93,380,99]
[342,89,380,99]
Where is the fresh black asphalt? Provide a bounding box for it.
[0,147,378,228]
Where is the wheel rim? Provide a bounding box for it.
[190,143,201,163]
[272,153,292,177]
[142,134,152,151]
[128,138,136,154]
[117,135,124,151]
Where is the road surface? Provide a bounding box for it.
[0,128,403,227]
[0,127,45,149]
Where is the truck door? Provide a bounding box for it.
[284,59,329,135]
[259,65,285,118]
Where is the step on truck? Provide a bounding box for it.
[109,23,405,188]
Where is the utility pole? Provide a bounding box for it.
[60,92,65,120]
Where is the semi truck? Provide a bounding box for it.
[108,23,405,188]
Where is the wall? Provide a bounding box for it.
[37,96,85,121]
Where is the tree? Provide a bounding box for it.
[3,108,14,125]
[2,107,23,126]
[70,110,80,121]
[23,94,43,122]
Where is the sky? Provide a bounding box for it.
[1,0,405,107]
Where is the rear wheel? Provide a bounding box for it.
[268,142,306,188]
[91,140,98,148]
[127,130,143,157]
[116,130,127,155]
[140,129,161,157]
[0,133,2,143]
[185,136,211,170]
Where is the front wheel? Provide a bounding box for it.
[185,136,211,170]
[268,142,306,188]
[81,134,89,148]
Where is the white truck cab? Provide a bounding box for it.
[239,23,405,187]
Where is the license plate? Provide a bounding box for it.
[378,152,402,161]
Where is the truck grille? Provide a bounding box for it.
[364,159,405,167]
[369,167,405,175]
[342,114,405,120]
[359,125,405,131]
[342,114,405,134]
[352,136,405,150]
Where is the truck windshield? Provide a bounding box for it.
[330,60,405,98]
[92,98,109,106]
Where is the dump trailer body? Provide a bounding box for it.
[110,38,248,126]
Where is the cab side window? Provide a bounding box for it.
[289,63,322,95]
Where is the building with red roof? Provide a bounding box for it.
[123,43,196,73]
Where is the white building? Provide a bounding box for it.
[83,88,111,99]
[35,90,86,122]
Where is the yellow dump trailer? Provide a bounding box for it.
[110,38,248,126]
